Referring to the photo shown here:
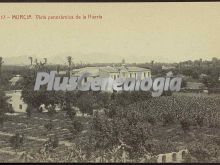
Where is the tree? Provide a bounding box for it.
[0,57,8,127]
[112,91,151,108]
[35,58,38,65]
[65,56,76,119]
[93,92,111,109]
[0,90,10,127]
[47,105,56,118]
[21,69,66,108]
[191,70,199,79]
[10,132,25,150]
[28,57,33,66]
[26,105,32,118]
[43,58,47,65]
[67,56,72,77]
[0,112,5,127]
[151,60,154,68]
[77,93,94,115]
[0,57,3,75]
[89,105,153,160]
[69,120,84,136]
[0,57,4,90]
[202,75,219,88]
[44,120,53,131]
[181,78,187,88]
[56,65,61,73]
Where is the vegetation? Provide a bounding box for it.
[10,132,25,149]
[0,57,219,162]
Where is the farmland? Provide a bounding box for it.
[0,92,219,163]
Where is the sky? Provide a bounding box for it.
[0,2,220,64]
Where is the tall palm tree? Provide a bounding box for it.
[151,60,154,68]
[67,56,72,77]
[0,57,3,69]
[39,58,47,68]
[43,58,47,65]
[28,57,33,66]
[56,65,60,74]
[35,59,38,65]
[67,56,72,67]
[0,57,3,85]
[65,56,75,118]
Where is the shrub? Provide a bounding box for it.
[195,116,204,127]
[44,121,53,131]
[183,153,198,163]
[69,120,84,136]
[162,90,172,96]
[43,135,59,152]
[38,106,43,113]
[47,105,56,117]
[145,115,156,125]
[77,93,94,115]
[26,105,32,118]
[107,106,117,118]
[66,108,76,121]
[180,118,191,132]
[187,141,211,162]
[73,120,84,133]
[213,136,220,146]
[10,132,24,149]
[52,134,59,148]
[162,113,174,126]
[0,112,6,127]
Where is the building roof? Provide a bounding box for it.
[100,66,119,73]
[100,66,150,73]
[71,67,100,77]
[71,66,151,77]
[127,67,150,72]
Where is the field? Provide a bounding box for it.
[0,92,219,163]
[0,111,93,162]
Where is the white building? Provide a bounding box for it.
[5,90,27,113]
[71,65,151,84]
[157,149,189,163]
[9,75,22,86]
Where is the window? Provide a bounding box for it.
[172,153,177,161]
[148,72,150,77]
[144,72,146,77]
[134,73,136,78]
[130,73,132,77]
[162,155,166,163]
[114,75,116,80]
[19,104,22,110]
[84,77,87,83]
[182,151,186,159]
[117,74,119,78]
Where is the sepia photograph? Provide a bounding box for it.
[0,2,220,163]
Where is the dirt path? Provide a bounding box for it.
[0,148,23,156]
[0,131,75,147]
